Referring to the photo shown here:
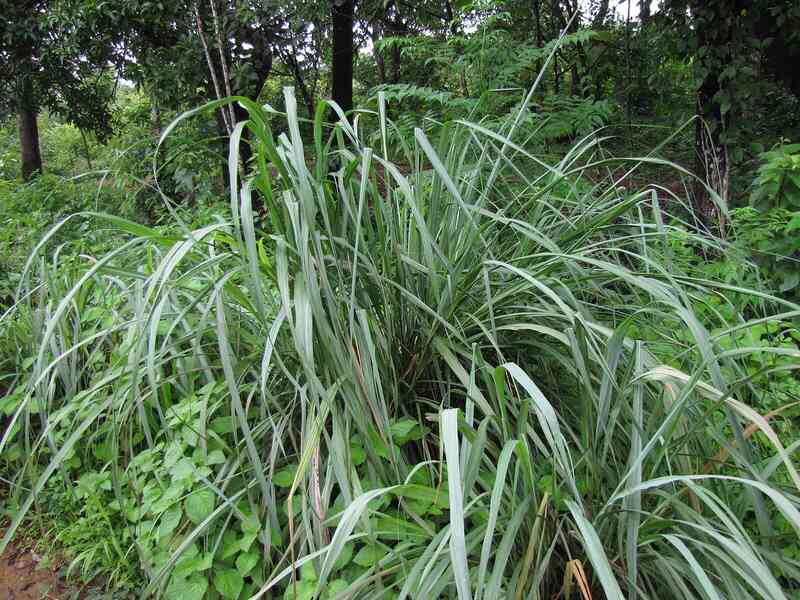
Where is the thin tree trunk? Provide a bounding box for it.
[693,3,729,225]
[150,91,163,134]
[195,2,231,134]
[384,0,403,83]
[80,129,93,169]
[553,60,560,94]
[284,50,316,116]
[640,0,651,24]
[532,0,543,46]
[331,0,355,115]
[209,0,237,128]
[391,43,401,83]
[444,0,458,35]
[593,0,610,27]
[552,0,561,94]
[570,64,581,96]
[694,58,727,224]
[625,0,632,124]
[373,17,386,83]
[18,75,42,181]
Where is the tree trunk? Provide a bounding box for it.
[385,0,404,83]
[150,92,163,134]
[373,17,386,84]
[231,47,271,171]
[693,4,729,225]
[80,129,93,170]
[285,51,317,117]
[331,0,354,115]
[195,2,231,134]
[209,0,237,130]
[233,103,253,167]
[593,0,610,27]
[18,75,42,181]
[694,68,728,225]
[391,43,401,83]
[532,0,543,46]
[570,63,581,96]
[639,0,650,24]
[552,0,562,94]
[444,0,457,34]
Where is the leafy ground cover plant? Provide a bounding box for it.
[1,74,800,600]
[724,142,800,301]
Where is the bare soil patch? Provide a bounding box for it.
[0,534,77,600]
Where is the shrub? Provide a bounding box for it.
[725,142,800,302]
[730,207,800,297]
[2,88,799,599]
[0,174,142,304]
[749,142,800,212]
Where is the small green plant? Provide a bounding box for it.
[749,142,800,211]
[722,143,800,299]
[731,207,800,296]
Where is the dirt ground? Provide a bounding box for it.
[0,536,76,600]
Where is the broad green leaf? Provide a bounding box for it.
[206,450,226,465]
[165,575,208,600]
[301,561,317,581]
[236,551,259,577]
[185,488,215,524]
[171,457,196,481]
[159,506,182,539]
[353,545,384,568]
[214,568,245,600]
[221,530,241,560]
[326,579,349,598]
[174,553,213,578]
[273,465,297,488]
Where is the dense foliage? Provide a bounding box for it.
[1,2,800,600]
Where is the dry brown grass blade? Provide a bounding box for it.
[562,559,593,600]
[703,401,800,473]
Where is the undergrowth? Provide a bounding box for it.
[1,74,799,600]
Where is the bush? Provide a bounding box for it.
[2,89,799,599]
[749,142,800,212]
[0,174,143,304]
[731,207,800,297]
[714,142,800,301]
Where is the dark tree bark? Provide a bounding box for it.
[692,2,729,224]
[284,49,317,117]
[150,93,163,134]
[532,0,543,46]
[570,63,581,96]
[754,7,800,97]
[372,16,386,83]
[593,0,610,27]
[391,41,401,84]
[555,1,584,96]
[331,0,355,115]
[380,0,405,83]
[551,0,562,94]
[80,129,93,169]
[18,75,42,181]
[443,0,456,33]
[231,46,272,170]
[640,0,651,24]
[694,67,727,224]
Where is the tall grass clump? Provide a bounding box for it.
[2,79,800,599]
